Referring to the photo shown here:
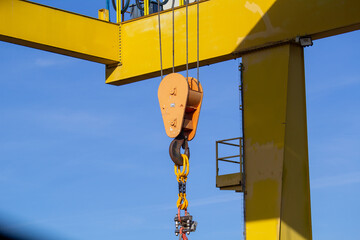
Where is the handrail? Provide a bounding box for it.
[216,137,243,177]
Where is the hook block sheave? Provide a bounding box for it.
[158,73,203,141]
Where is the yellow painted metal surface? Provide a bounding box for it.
[144,0,149,16]
[1,0,359,83]
[216,173,242,192]
[280,44,312,240]
[98,9,110,22]
[117,0,122,23]
[106,0,360,85]
[0,0,119,64]
[242,44,311,240]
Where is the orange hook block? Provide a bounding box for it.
[158,73,203,141]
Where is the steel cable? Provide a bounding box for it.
[196,0,200,85]
[185,0,189,80]
[172,0,175,73]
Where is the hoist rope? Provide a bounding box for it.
[185,0,189,80]
[157,0,164,79]
[196,0,200,83]
[172,0,175,73]
[170,0,200,84]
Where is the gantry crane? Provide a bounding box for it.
[1,0,360,239]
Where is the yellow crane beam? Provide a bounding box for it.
[0,0,119,64]
[1,0,359,84]
[106,0,360,85]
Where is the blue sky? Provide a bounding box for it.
[0,1,359,240]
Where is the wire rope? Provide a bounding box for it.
[196,0,200,84]
[185,0,189,80]
[172,0,175,73]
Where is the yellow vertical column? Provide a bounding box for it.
[242,44,312,240]
[144,0,149,16]
[116,0,122,22]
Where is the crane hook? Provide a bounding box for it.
[169,134,190,166]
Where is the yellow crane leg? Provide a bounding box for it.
[242,43,312,240]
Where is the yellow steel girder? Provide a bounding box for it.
[0,0,359,83]
[106,0,360,85]
[0,0,119,64]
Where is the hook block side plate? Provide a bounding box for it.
[158,73,189,138]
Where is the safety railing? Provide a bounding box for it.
[216,137,243,178]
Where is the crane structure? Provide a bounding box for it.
[1,0,360,239]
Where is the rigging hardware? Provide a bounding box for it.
[170,134,189,166]
[156,2,202,239]
[173,154,197,239]
[158,74,203,141]
[175,210,197,238]
[158,73,202,239]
